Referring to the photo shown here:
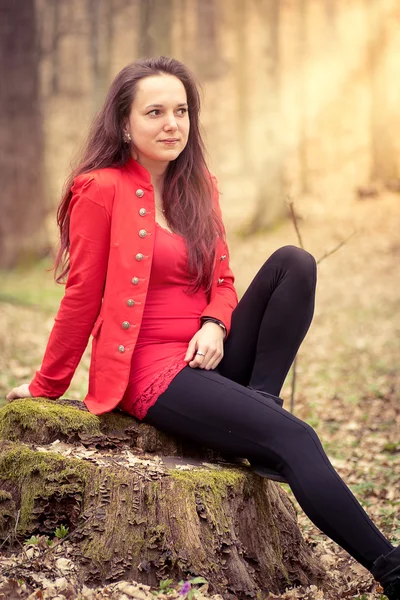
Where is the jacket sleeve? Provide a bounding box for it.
[200,175,238,335]
[29,175,111,398]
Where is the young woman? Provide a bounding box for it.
[6,57,400,599]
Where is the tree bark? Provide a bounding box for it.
[196,0,220,79]
[245,0,285,234]
[138,0,174,58]
[298,0,309,195]
[234,0,250,170]
[324,0,337,49]
[0,398,327,598]
[0,0,49,269]
[366,0,399,187]
[50,0,61,95]
[88,0,115,111]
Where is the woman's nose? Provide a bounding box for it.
[164,115,178,131]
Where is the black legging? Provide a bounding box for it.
[144,246,393,570]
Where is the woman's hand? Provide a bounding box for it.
[184,322,225,370]
[6,384,32,401]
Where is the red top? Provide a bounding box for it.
[118,222,209,419]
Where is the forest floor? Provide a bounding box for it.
[0,188,399,599]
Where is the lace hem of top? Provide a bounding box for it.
[131,356,188,420]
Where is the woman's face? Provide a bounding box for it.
[126,74,190,169]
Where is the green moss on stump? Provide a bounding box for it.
[0,399,140,447]
[170,468,244,489]
[98,411,137,434]
[0,399,100,443]
[0,488,15,535]
[0,489,12,501]
[0,442,93,534]
[171,468,245,532]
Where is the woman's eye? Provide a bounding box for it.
[147,107,187,117]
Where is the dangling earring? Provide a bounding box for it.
[124,131,132,144]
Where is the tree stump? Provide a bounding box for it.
[0,398,326,599]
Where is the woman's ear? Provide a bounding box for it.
[122,118,131,143]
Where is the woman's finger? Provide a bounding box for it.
[200,349,214,370]
[189,343,211,368]
[200,347,220,370]
[189,351,206,368]
[207,351,224,371]
[184,337,197,362]
[203,348,223,370]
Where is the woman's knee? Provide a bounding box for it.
[270,245,316,273]
[278,417,324,461]
[266,245,316,292]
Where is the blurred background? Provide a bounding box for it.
[1,0,400,262]
[0,1,399,591]
[1,0,400,406]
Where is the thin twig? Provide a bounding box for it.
[317,231,357,264]
[0,508,21,551]
[287,199,356,414]
[287,200,305,249]
[14,510,31,562]
[0,532,11,551]
[16,537,31,563]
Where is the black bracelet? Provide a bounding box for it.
[201,317,227,339]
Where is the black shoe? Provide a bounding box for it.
[371,546,400,600]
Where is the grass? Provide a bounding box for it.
[0,257,63,313]
[0,257,89,407]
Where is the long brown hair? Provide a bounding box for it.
[55,56,224,292]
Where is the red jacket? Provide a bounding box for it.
[29,158,238,414]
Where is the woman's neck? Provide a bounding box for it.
[133,155,168,189]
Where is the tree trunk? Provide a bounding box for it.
[324,0,337,49]
[298,0,309,195]
[196,0,220,79]
[245,0,285,234]
[139,0,174,58]
[87,0,113,111]
[366,0,399,187]
[0,0,49,269]
[50,0,61,95]
[0,398,327,598]
[234,0,251,170]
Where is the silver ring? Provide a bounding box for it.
[196,351,205,356]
